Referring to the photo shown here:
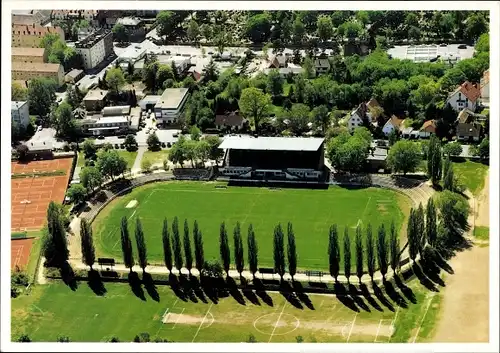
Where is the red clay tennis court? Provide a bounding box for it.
[11,157,73,232]
[11,238,34,269]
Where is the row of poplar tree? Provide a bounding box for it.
[78,198,440,282]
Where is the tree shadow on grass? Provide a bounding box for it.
[393,274,417,304]
[359,283,383,312]
[420,256,446,288]
[189,276,208,304]
[333,282,359,313]
[87,269,106,296]
[60,262,78,291]
[241,277,260,306]
[128,271,146,301]
[142,272,160,302]
[253,278,274,307]
[169,273,188,302]
[279,281,303,309]
[200,275,219,304]
[292,281,315,310]
[348,283,370,312]
[179,274,198,303]
[412,263,439,292]
[226,276,246,305]
[372,282,395,312]
[383,280,408,309]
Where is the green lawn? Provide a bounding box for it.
[473,226,489,241]
[452,160,489,195]
[11,279,438,343]
[142,150,170,166]
[116,151,138,169]
[93,182,410,271]
[77,151,85,167]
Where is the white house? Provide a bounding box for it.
[11,101,30,128]
[347,103,367,131]
[480,69,489,106]
[446,81,481,112]
[154,88,189,124]
[382,116,404,136]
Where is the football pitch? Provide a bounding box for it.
[93,181,411,271]
[11,280,440,343]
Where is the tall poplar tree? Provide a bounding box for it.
[343,227,351,282]
[377,224,389,280]
[80,218,95,270]
[427,135,442,186]
[120,216,134,272]
[247,224,258,278]
[219,222,231,275]
[193,220,204,272]
[366,223,375,281]
[287,222,297,281]
[183,219,193,274]
[172,216,183,272]
[233,222,244,277]
[328,224,340,281]
[425,198,438,247]
[273,224,286,281]
[162,218,173,272]
[355,224,364,283]
[389,220,400,275]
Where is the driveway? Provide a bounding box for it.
[28,128,65,149]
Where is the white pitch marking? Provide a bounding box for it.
[374,320,383,342]
[172,308,185,329]
[346,313,358,343]
[191,303,213,343]
[268,303,287,343]
[412,294,435,343]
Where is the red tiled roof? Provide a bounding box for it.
[451,81,481,103]
[420,120,437,133]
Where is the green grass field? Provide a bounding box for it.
[93,182,410,271]
[11,279,439,343]
[473,226,489,241]
[452,160,488,195]
[142,150,170,166]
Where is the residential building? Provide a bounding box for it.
[154,88,189,124]
[419,120,437,138]
[75,29,114,69]
[51,10,98,25]
[480,69,489,106]
[65,69,85,84]
[382,115,404,136]
[277,64,304,78]
[268,54,287,68]
[215,111,245,131]
[158,55,191,74]
[365,97,385,126]
[314,58,330,74]
[11,47,48,64]
[11,101,30,128]
[116,17,146,42]
[456,109,482,142]
[139,95,162,111]
[96,10,123,29]
[12,23,65,48]
[82,89,109,112]
[11,62,64,86]
[446,81,481,112]
[347,103,368,131]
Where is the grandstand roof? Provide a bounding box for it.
[219,136,325,152]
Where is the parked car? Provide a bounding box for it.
[97,135,105,140]
[173,133,179,137]
[458,44,467,49]
[208,51,214,55]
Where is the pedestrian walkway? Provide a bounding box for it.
[131,146,147,173]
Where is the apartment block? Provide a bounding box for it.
[75,29,114,69]
[11,62,64,86]
[11,23,65,48]
[11,47,48,64]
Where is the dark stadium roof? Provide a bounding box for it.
[219,136,325,152]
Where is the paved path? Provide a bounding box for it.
[69,259,402,286]
[131,146,147,173]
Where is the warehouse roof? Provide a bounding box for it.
[219,136,325,152]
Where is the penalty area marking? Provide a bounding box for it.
[346,313,358,343]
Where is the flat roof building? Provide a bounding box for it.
[219,136,325,152]
[154,88,189,124]
[75,28,114,69]
[82,89,109,112]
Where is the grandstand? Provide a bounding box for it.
[218,136,327,181]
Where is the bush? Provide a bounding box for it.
[63,143,71,152]
[163,159,170,171]
[167,142,172,148]
[120,144,125,149]
[69,142,78,151]
[114,143,120,149]
[141,159,152,173]
[161,142,166,148]
[11,286,21,298]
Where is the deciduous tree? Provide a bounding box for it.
[239,87,272,133]
[387,140,422,175]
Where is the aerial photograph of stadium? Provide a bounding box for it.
[7,3,495,349]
